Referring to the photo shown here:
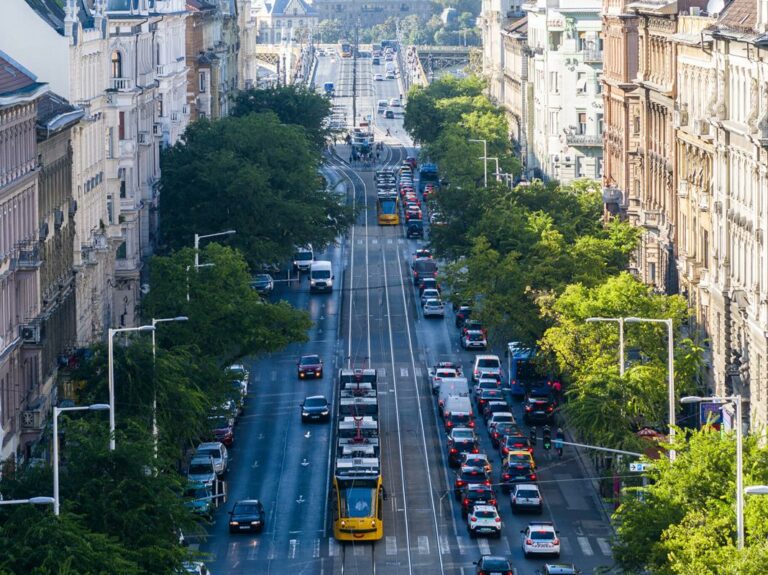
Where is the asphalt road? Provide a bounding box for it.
[198,48,615,575]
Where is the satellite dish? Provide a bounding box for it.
[707,0,724,15]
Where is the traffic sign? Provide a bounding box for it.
[629,462,651,472]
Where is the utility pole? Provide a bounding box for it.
[352,22,359,128]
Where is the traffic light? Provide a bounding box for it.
[542,425,552,450]
[529,426,537,448]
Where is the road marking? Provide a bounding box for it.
[577,536,594,556]
[477,538,491,555]
[500,535,512,555]
[378,368,387,378]
[296,495,305,504]
[439,534,451,554]
[371,238,378,244]
[247,539,259,559]
[289,539,298,559]
[387,239,393,244]
[228,541,238,558]
[400,367,409,377]
[386,535,397,555]
[560,536,573,555]
[414,367,423,378]
[456,535,467,555]
[353,545,365,556]
[418,535,430,554]
[597,537,612,556]
[313,538,321,558]
[328,539,340,557]
[267,541,277,560]
[270,370,276,382]
[357,239,363,245]
[252,459,259,468]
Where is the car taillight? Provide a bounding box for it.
[446,421,453,428]
[457,480,464,486]
[553,538,560,545]
[495,517,501,523]
[484,480,490,485]
[526,539,533,545]
[490,499,496,505]
[463,498,469,506]
[472,447,479,453]
[468,421,475,428]
[503,474,510,480]
[547,406,554,412]
[470,517,477,522]
[528,447,534,453]
[525,405,532,412]
[450,448,458,454]
[531,473,537,480]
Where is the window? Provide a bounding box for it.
[111,51,122,78]
[702,230,709,268]
[549,71,559,93]
[199,72,207,93]
[596,75,603,94]
[576,72,587,94]
[575,157,583,178]
[633,116,640,134]
[578,112,587,134]
[118,111,125,140]
[116,242,127,260]
[597,158,603,178]
[549,110,559,135]
[597,113,604,135]
[649,262,656,284]
[549,32,562,51]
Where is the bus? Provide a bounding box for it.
[377,192,400,225]
[340,41,352,58]
[418,163,440,195]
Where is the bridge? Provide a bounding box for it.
[400,45,477,91]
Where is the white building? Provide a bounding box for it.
[524,0,604,183]
[480,0,522,106]
[254,0,317,45]
[2,0,116,345]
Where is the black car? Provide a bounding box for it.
[406,220,423,238]
[455,305,472,327]
[461,484,498,517]
[500,461,536,492]
[454,466,491,499]
[448,437,479,467]
[474,555,513,575]
[228,499,265,533]
[412,259,438,285]
[301,395,330,422]
[523,388,556,424]
[418,277,441,295]
[490,422,519,448]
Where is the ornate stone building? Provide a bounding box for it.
[601,0,640,218]
[254,0,317,45]
[707,0,768,428]
[480,0,518,106]
[0,53,48,462]
[501,17,531,171]
[310,0,432,26]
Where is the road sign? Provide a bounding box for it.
[629,462,651,472]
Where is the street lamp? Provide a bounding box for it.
[486,157,501,182]
[53,403,110,515]
[151,316,189,457]
[194,230,236,270]
[0,496,55,507]
[107,325,155,451]
[468,138,488,188]
[626,317,675,461]
[745,485,768,495]
[586,317,625,376]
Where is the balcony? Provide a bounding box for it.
[678,180,689,198]
[119,139,136,158]
[13,241,42,271]
[583,49,603,63]
[602,186,623,204]
[641,209,661,229]
[566,133,603,147]
[155,64,169,77]
[110,77,134,91]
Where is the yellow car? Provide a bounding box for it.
[504,450,535,470]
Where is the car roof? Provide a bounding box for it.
[196,442,224,451]
[513,483,540,490]
[465,330,485,336]
[305,394,328,401]
[471,504,497,513]
[475,354,500,361]
[301,354,320,360]
[544,564,579,574]
[460,465,485,473]
[234,498,261,505]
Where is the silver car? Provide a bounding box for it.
[187,455,216,486]
[194,442,229,477]
[423,298,445,318]
[511,483,543,513]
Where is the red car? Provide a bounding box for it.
[209,415,234,447]
[297,354,323,379]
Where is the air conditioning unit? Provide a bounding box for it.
[21,409,43,430]
[20,324,41,344]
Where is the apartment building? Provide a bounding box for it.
[501,17,531,170]
[310,0,432,26]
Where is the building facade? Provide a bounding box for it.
[501,17,531,170]
[524,0,604,183]
[310,0,432,26]
[480,0,519,106]
[0,54,49,462]
[601,0,640,218]
[254,0,318,45]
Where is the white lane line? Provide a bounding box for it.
[228,541,239,558]
[418,535,430,555]
[353,545,366,557]
[313,538,320,558]
[439,534,451,555]
[247,540,260,560]
[289,539,298,559]
[328,539,340,557]
[386,535,398,555]
[597,537,612,556]
[560,536,573,555]
[400,367,409,377]
[577,536,594,556]
[477,538,491,555]
[378,367,387,378]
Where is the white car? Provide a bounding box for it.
[472,354,503,382]
[389,98,402,107]
[468,504,502,538]
[511,483,543,514]
[374,73,384,81]
[461,329,488,350]
[181,562,212,575]
[423,298,445,318]
[521,521,561,558]
[421,288,441,305]
[460,452,492,474]
[194,442,229,477]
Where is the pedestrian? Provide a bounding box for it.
[555,428,564,457]
[552,379,562,401]
[386,128,391,136]
[349,152,353,163]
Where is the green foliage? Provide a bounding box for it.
[159,113,353,266]
[231,85,331,150]
[613,429,768,574]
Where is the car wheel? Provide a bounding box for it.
[468,529,476,539]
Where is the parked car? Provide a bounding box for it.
[183,481,214,519]
[208,415,234,447]
[250,273,274,294]
[187,454,216,486]
[228,499,265,533]
[194,442,229,476]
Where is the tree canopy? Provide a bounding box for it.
[159,112,353,267]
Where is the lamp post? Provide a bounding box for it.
[681,395,748,548]
[468,138,488,188]
[625,317,675,460]
[107,325,155,451]
[53,403,110,515]
[486,157,501,182]
[151,316,189,457]
[0,496,55,507]
[586,317,625,376]
[193,230,236,270]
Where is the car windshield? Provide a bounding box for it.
[189,463,213,475]
[508,462,533,472]
[184,486,208,498]
[379,198,397,214]
[233,503,261,515]
[478,358,500,368]
[295,252,312,261]
[304,397,327,408]
[196,448,220,460]
[482,559,511,570]
[300,356,320,365]
[452,429,474,440]
[413,261,438,272]
[478,380,499,390]
[474,510,496,519]
[460,469,486,480]
[312,270,331,279]
[254,274,270,282]
[426,299,441,306]
[532,530,556,540]
[468,332,485,341]
[209,417,229,429]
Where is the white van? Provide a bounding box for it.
[309,260,334,293]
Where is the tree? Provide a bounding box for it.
[231,85,331,150]
[159,113,353,265]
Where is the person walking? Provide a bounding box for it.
[555,428,565,457]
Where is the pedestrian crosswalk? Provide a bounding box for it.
[202,533,612,563]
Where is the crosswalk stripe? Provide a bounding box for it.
[387,239,393,244]
[353,545,366,556]
[372,238,378,244]
[577,536,594,556]
[597,537,612,556]
[313,539,321,558]
[477,538,491,555]
[267,541,277,560]
[386,535,397,555]
[439,534,451,555]
[418,535,430,554]
[378,368,387,378]
[500,535,512,555]
[400,367,409,377]
[357,239,363,245]
[414,367,423,378]
[288,539,298,559]
[329,539,340,557]
[227,541,238,558]
[560,536,573,555]
[456,535,467,555]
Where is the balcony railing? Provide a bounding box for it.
[13,241,42,271]
[583,49,603,63]
[566,133,603,147]
[602,187,623,204]
[110,77,134,91]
